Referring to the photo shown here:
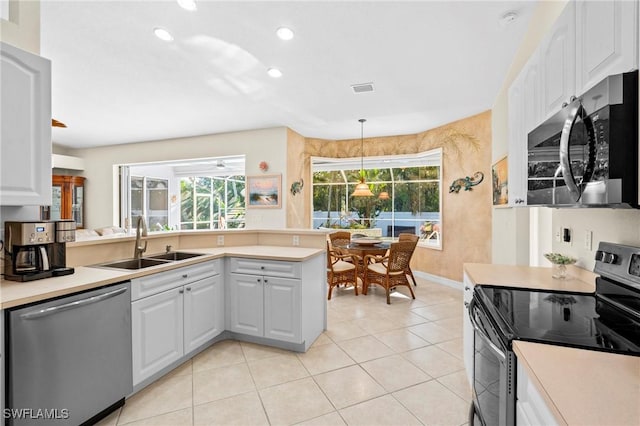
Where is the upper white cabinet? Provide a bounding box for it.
[576,0,638,95]
[540,1,576,120]
[522,52,543,135]
[507,71,527,206]
[0,42,51,206]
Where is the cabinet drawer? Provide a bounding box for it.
[228,257,301,279]
[131,259,221,301]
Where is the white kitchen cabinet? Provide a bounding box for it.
[516,360,559,426]
[540,1,576,120]
[227,273,264,337]
[227,255,324,351]
[131,260,223,386]
[132,287,184,385]
[576,0,638,96]
[507,71,528,206]
[522,52,542,135]
[0,42,52,206]
[228,273,302,344]
[264,277,301,342]
[462,273,474,386]
[184,275,224,354]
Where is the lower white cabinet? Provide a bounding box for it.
[131,261,223,386]
[462,272,474,386]
[228,273,301,343]
[226,255,324,350]
[516,361,559,426]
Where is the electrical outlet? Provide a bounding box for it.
[555,228,562,242]
[217,235,224,246]
[292,235,300,246]
[584,230,593,251]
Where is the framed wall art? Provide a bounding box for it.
[246,174,282,208]
[492,155,509,206]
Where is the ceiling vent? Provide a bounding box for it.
[351,82,375,94]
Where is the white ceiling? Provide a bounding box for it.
[41,1,535,149]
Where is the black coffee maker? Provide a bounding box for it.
[3,221,75,282]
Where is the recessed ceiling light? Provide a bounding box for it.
[177,0,197,11]
[267,67,283,78]
[276,27,294,41]
[153,27,174,41]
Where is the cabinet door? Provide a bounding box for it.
[132,288,184,385]
[0,42,51,206]
[516,361,559,426]
[184,275,224,354]
[507,72,527,206]
[576,0,638,94]
[264,276,301,343]
[540,1,576,119]
[522,52,542,134]
[462,273,474,387]
[228,274,264,337]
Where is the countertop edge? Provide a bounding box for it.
[1,246,324,309]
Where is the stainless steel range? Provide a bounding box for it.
[468,242,640,426]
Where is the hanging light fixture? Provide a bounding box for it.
[378,191,390,200]
[352,118,374,197]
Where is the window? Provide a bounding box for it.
[312,149,442,249]
[179,175,245,229]
[119,156,246,231]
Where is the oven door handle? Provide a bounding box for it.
[468,298,506,361]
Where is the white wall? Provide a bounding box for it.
[68,127,288,230]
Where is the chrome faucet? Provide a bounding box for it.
[134,216,148,259]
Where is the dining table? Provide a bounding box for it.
[334,241,390,278]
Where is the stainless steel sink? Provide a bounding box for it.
[146,252,205,261]
[96,258,170,270]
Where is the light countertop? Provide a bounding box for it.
[1,245,323,309]
[514,341,640,426]
[464,263,638,426]
[464,262,595,293]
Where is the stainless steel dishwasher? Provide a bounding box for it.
[6,282,132,425]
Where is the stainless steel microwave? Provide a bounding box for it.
[527,70,638,208]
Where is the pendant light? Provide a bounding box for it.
[352,118,374,197]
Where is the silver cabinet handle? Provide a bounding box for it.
[264,279,268,284]
[464,286,470,291]
[20,287,127,320]
[182,274,188,278]
[464,302,469,307]
[186,287,192,291]
[257,278,262,283]
[179,289,184,294]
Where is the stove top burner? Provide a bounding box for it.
[475,286,640,355]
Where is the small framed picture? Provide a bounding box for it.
[492,156,509,206]
[246,174,282,208]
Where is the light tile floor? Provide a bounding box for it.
[97,277,471,426]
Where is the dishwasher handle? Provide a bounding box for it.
[20,286,128,320]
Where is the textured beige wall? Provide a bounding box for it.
[287,111,492,281]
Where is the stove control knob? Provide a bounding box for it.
[606,253,618,264]
[595,250,606,262]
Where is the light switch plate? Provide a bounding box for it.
[217,235,224,246]
[292,235,300,246]
[584,230,593,251]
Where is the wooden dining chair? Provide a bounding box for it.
[328,231,352,256]
[398,233,419,286]
[363,241,416,304]
[326,242,360,299]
